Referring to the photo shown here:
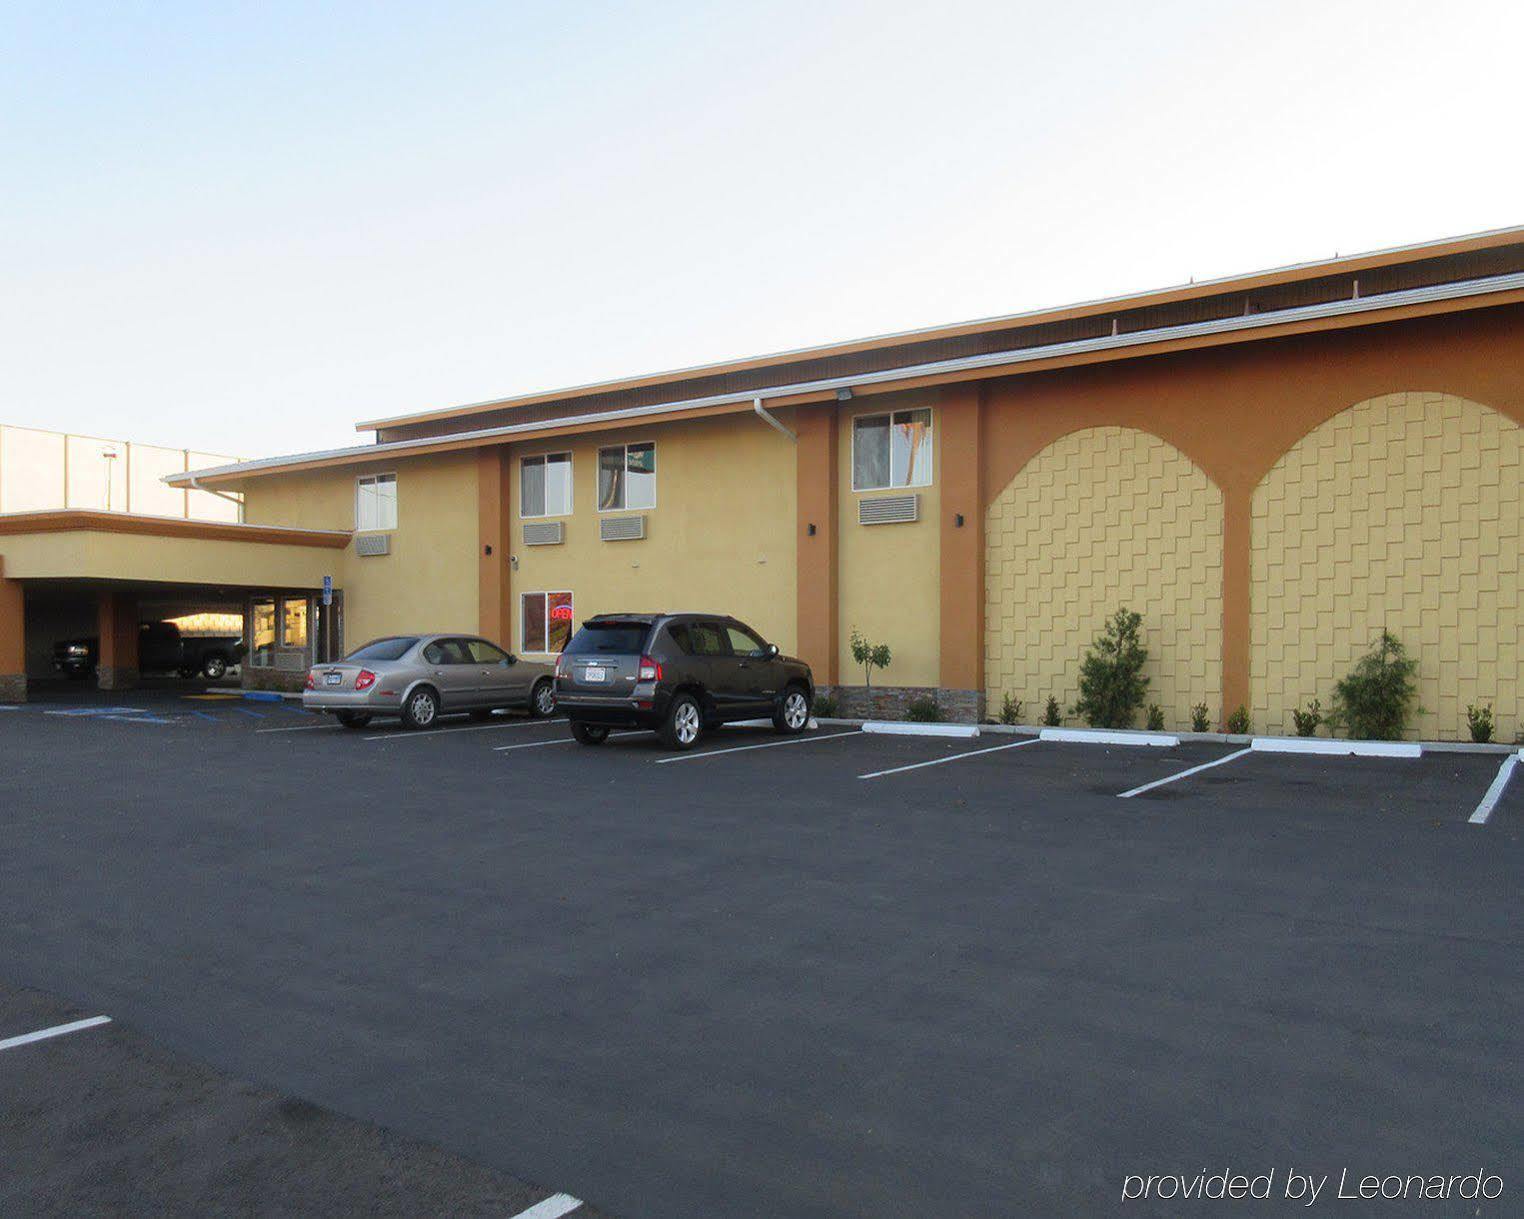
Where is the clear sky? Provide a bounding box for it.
[4,0,1522,455]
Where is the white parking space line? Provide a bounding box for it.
[363,718,563,742]
[0,1015,111,1052]
[508,1193,583,1219]
[859,736,1042,780]
[256,722,345,733]
[1117,748,1254,798]
[494,731,643,752]
[655,730,859,764]
[1469,752,1522,825]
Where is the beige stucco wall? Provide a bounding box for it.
[985,425,1224,727]
[508,412,798,657]
[242,451,479,649]
[1251,392,1522,741]
[0,530,335,588]
[834,395,942,688]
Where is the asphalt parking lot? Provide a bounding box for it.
[2,687,1521,1217]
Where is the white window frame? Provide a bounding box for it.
[519,451,573,519]
[850,408,934,492]
[519,590,574,655]
[355,472,398,532]
[596,441,657,513]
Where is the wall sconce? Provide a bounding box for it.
[807,523,817,536]
[510,555,519,571]
[483,543,493,556]
[955,513,965,527]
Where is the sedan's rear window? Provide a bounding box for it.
[345,636,419,662]
[565,623,650,655]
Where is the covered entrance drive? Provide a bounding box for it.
[0,511,350,702]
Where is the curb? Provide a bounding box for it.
[1252,736,1421,758]
[862,721,980,739]
[1040,727,1179,747]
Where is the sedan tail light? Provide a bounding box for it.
[303,671,316,690]
[354,669,378,691]
[638,655,661,681]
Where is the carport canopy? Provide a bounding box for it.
[0,511,350,701]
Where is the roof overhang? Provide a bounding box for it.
[171,267,1524,488]
[0,510,350,548]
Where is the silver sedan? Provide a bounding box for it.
[303,633,557,730]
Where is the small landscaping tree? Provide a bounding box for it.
[1330,630,1419,740]
[1071,608,1149,729]
[1226,705,1250,735]
[1145,704,1165,731]
[1043,696,1062,727]
[999,693,1022,726]
[849,628,892,688]
[1467,703,1495,744]
[1190,703,1211,732]
[812,692,839,718]
[1290,699,1323,737]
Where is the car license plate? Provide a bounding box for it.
[325,671,342,686]
[583,666,607,683]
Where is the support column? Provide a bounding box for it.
[478,446,512,647]
[937,383,986,721]
[795,406,838,684]
[96,589,139,691]
[0,558,25,703]
[1220,487,1253,727]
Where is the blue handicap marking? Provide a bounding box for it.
[233,707,265,719]
[100,713,176,725]
[189,710,219,722]
[44,707,149,717]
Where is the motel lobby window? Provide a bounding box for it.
[598,442,655,511]
[281,597,308,649]
[356,473,398,532]
[521,591,573,654]
[521,452,572,517]
[852,409,933,491]
[251,599,276,667]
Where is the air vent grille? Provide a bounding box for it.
[857,494,919,525]
[523,520,564,546]
[354,533,391,556]
[599,515,646,542]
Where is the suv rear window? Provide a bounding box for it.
[565,623,650,655]
[346,636,419,662]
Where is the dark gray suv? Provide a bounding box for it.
[555,613,815,750]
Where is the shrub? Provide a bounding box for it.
[903,696,943,722]
[1145,704,1165,731]
[998,693,1022,726]
[1190,703,1211,732]
[1043,696,1062,727]
[1467,703,1495,744]
[1290,699,1322,737]
[1226,705,1250,735]
[1331,630,1418,740]
[1071,608,1149,729]
[812,693,839,719]
[849,628,892,688]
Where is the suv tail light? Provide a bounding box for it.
[554,654,566,679]
[303,670,316,690]
[638,655,661,682]
[355,669,378,692]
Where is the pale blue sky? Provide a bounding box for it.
[4,0,1521,454]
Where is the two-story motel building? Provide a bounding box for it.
[1,226,1520,740]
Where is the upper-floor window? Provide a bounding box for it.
[520,452,572,518]
[598,442,655,511]
[852,409,933,491]
[356,473,398,531]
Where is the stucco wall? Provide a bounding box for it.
[835,395,942,688]
[1251,392,1522,741]
[507,412,798,657]
[985,426,1224,728]
[242,451,479,649]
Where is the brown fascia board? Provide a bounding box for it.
[352,225,1524,434]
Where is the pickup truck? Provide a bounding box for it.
[53,620,246,681]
